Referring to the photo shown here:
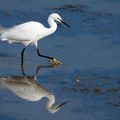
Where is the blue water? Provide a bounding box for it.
[0,0,120,120]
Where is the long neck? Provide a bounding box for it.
[47,17,57,35]
[46,93,55,113]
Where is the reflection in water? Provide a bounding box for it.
[0,65,68,113]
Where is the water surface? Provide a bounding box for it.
[0,0,120,120]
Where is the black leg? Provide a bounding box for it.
[21,47,26,65]
[37,48,53,60]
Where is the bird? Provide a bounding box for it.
[0,65,69,113]
[0,13,70,65]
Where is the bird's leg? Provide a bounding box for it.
[21,47,26,66]
[37,48,53,59]
[37,48,62,65]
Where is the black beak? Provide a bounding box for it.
[59,19,71,28]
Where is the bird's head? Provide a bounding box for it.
[48,100,69,114]
[49,13,71,28]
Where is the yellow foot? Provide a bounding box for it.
[50,58,62,65]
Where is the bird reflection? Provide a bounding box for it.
[0,65,68,113]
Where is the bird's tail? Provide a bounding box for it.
[0,25,9,41]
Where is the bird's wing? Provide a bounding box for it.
[0,21,44,44]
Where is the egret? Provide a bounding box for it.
[0,13,70,65]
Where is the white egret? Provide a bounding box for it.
[0,13,70,65]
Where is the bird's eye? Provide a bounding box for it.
[57,18,62,22]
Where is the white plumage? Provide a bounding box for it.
[1,21,50,46]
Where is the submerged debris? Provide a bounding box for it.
[52,4,88,12]
[94,86,103,94]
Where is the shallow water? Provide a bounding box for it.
[0,0,120,120]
